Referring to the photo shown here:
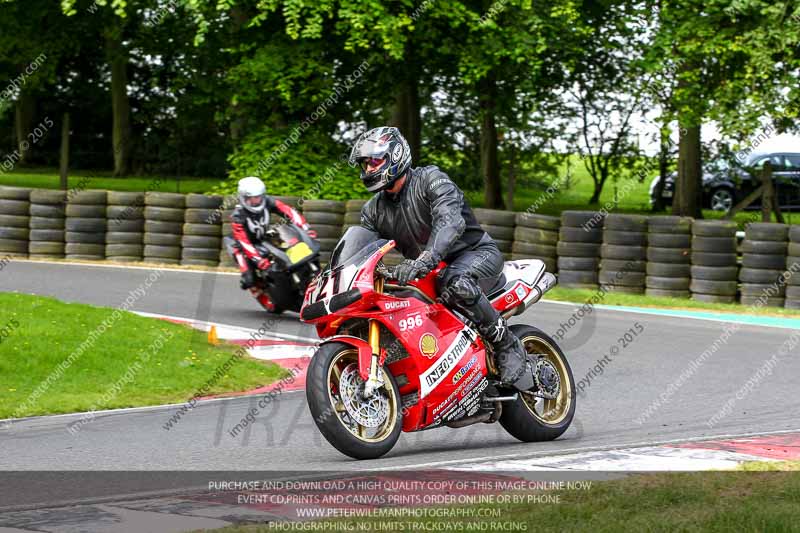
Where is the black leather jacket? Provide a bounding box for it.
[360,166,489,261]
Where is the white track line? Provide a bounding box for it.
[448,446,776,472]
[133,311,319,344]
[540,299,800,330]
[374,427,800,471]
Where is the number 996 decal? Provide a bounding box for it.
[399,312,424,332]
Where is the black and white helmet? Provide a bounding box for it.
[348,126,412,192]
[237,176,267,214]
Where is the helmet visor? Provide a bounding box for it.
[359,157,387,173]
[349,135,393,166]
[245,195,264,208]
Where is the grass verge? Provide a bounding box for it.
[196,466,800,532]
[739,460,800,471]
[0,168,222,194]
[546,285,800,318]
[0,292,285,418]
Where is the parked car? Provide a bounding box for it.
[650,150,800,212]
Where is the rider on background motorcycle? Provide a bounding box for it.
[230,176,318,312]
[350,127,535,392]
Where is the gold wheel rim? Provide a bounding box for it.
[326,349,398,443]
[520,335,572,425]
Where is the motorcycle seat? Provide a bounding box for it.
[489,259,548,303]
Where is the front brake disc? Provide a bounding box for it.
[339,364,389,428]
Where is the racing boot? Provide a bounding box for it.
[479,317,534,392]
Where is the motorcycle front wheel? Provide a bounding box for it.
[306,342,402,460]
[499,324,576,442]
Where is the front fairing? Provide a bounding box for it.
[300,227,396,323]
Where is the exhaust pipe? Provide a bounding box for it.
[445,412,492,428]
[503,272,557,319]
[445,411,493,428]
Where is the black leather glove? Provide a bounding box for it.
[394,251,438,285]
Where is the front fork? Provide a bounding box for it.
[363,277,385,398]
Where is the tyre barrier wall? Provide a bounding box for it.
[342,199,366,233]
[474,208,515,262]
[739,222,789,308]
[512,213,559,274]
[5,185,800,308]
[301,199,345,266]
[0,187,32,258]
[106,191,145,262]
[787,226,800,309]
[143,192,185,265]
[181,193,224,267]
[646,216,692,299]
[600,214,648,294]
[690,220,739,303]
[29,189,67,259]
[219,194,237,267]
[66,190,107,261]
[556,211,604,289]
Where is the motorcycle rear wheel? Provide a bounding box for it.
[499,324,576,442]
[307,342,402,459]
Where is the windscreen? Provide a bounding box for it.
[273,223,302,248]
[329,226,388,270]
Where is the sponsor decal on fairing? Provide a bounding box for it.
[419,333,438,358]
[452,355,477,384]
[382,300,411,311]
[419,328,473,398]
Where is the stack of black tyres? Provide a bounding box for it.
[343,199,367,232]
[474,208,515,261]
[106,192,145,262]
[29,189,67,259]
[512,213,559,273]
[275,195,300,209]
[599,215,648,294]
[556,211,604,289]
[739,222,788,307]
[219,194,237,267]
[144,192,185,264]
[182,193,224,267]
[301,199,345,266]
[690,220,738,303]
[646,216,692,298]
[65,190,107,260]
[0,187,31,258]
[785,226,800,309]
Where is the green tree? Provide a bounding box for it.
[0,0,73,164]
[567,2,650,205]
[645,0,794,217]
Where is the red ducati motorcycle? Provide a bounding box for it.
[300,227,575,459]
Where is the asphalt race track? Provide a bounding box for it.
[1,260,799,476]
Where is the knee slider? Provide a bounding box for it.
[445,275,482,306]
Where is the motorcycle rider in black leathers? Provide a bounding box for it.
[350,127,535,391]
[227,176,317,312]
